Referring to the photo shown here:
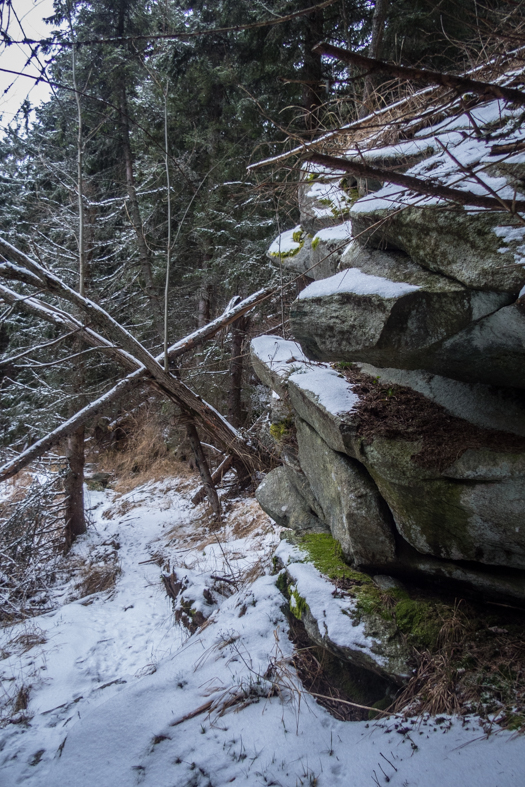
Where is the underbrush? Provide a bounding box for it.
[0,472,66,623]
[93,406,197,495]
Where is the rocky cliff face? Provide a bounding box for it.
[253,94,525,617]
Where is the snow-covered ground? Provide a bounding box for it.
[1,476,524,786]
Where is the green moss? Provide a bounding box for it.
[394,598,443,650]
[311,236,320,251]
[275,570,289,596]
[297,533,372,584]
[270,417,294,441]
[290,587,308,620]
[269,227,306,259]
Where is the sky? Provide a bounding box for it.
[0,0,56,131]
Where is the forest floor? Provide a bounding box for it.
[0,470,524,787]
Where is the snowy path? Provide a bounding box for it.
[1,479,524,786]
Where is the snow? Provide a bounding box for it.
[305,180,351,218]
[493,225,525,266]
[251,335,359,416]
[1,478,525,786]
[298,268,420,299]
[289,367,359,416]
[313,221,353,242]
[268,226,303,256]
[276,541,386,667]
[251,335,311,378]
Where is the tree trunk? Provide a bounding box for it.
[361,0,391,116]
[64,45,87,547]
[184,417,221,519]
[302,4,325,132]
[228,314,250,429]
[64,424,86,548]
[119,84,164,341]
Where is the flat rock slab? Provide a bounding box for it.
[350,200,525,294]
[291,258,511,376]
[276,537,411,684]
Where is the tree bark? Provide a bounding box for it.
[305,152,525,213]
[302,3,324,132]
[119,83,164,341]
[64,424,86,548]
[312,43,525,107]
[361,0,391,117]
[184,416,221,519]
[64,45,87,545]
[228,314,250,429]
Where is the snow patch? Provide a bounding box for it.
[298,268,420,299]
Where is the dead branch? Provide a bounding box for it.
[306,151,525,212]
[0,283,272,483]
[192,455,234,506]
[313,42,525,106]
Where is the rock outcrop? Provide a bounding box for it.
[253,92,525,685]
[253,93,525,619]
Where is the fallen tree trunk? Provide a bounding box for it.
[305,152,525,213]
[312,42,525,107]
[0,239,274,483]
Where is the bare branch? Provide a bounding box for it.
[305,151,525,212]
[313,42,525,106]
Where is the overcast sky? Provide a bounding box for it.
[0,0,56,131]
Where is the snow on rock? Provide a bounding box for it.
[298,268,420,300]
[276,540,385,666]
[288,367,359,416]
[250,335,315,395]
[312,220,353,242]
[268,225,304,256]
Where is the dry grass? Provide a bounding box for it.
[72,562,121,601]
[390,600,525,727]
[95,406,197,495]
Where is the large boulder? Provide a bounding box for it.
[362,435,525,571]
[250,335,311,398]
[291,259,511,376]
[356,363,525,436]
[433,299,525,389]
[298,169,353,233]
[350,197,525,294]
[276,536,411,684]
[296,418,396,569]
[267,225,312,275]
[255,466,327,533]
[308,222,352,280]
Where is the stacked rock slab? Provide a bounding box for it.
[254,95,525,610]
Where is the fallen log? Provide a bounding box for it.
[305,151,525,213]
[0,239,274,483]
[312,42,525,107]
